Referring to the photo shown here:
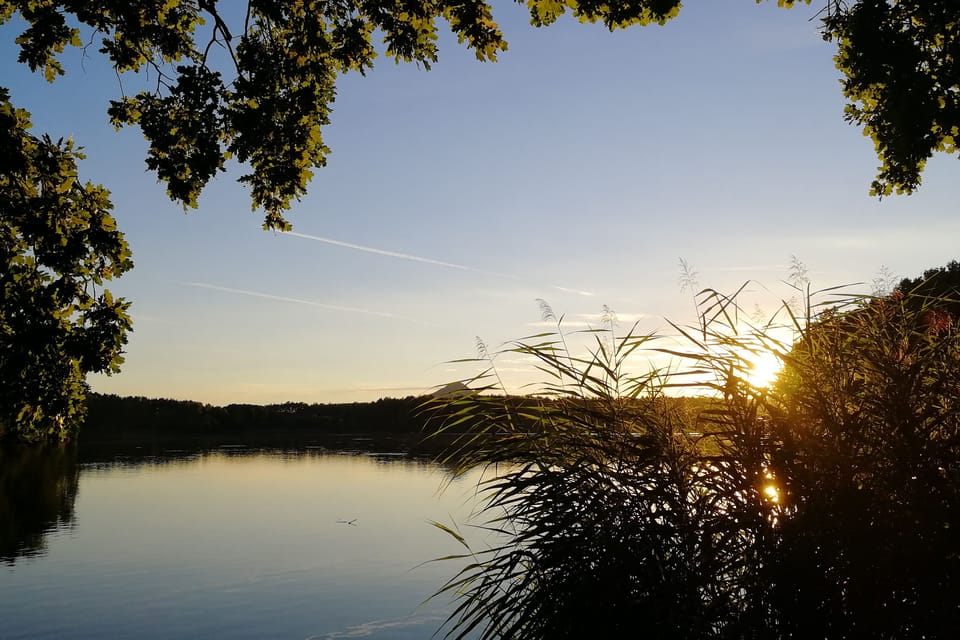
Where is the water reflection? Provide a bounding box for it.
[0,444,79,564]
[0,445,482,640]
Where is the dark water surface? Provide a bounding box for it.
[0,444,484,639]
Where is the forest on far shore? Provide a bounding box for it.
[81,391,713,448]
[82,392,433,442]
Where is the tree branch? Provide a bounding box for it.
[199,0,241,77]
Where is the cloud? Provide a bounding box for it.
[794,224,960,253]
[699,264,788,274]
[577,312,649,323]
[525,320,593,328]
[305,385,430,394]
[285,231,594,297]
[524,311,649,328]
[181,282,438,326]
[549,285,595,297]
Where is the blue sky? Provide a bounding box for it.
[3,1,957,404]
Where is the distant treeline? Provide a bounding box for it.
[83,393,432,439]
[81,392,712,452]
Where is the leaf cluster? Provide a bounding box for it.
[2,0,516,229]
[823,0,960,196]
[0,88,132,443]
[6,1,951,226]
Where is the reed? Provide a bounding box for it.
[427,282,960,640]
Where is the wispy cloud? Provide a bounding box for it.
[551,285,595,297]
[525,311,650,328]
[526,320,593,328]
[297,385,429,395]
[577,312,649,323]
[808,227,955,250]
[285,231,594,297]
[701,264,788,274]
[181,282,437,326]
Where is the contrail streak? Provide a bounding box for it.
[181,282,437,326]
[287,231,489,272]
[284,231,594,297]
[551,285,595,297]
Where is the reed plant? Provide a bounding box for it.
[427,283,960,640]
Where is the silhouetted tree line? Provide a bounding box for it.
[82,393,435,440]
[80,391,696,456]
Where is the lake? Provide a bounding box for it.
[0,443,486,639]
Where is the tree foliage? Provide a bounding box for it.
[0,88,132,443]
[1,0,956,231]
[823,1,960,197]
[428,280,960,639]
[896,259,960,317]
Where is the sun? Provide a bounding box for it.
[743,349,783,389]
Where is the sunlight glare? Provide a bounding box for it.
[744,350,783,389]
[763,484,780,504]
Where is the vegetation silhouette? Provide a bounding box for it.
[1,1,956,228]
[428,271,960,639]
[897,259,960,317]
[3,1,957,441]
[78,393,487,458]
[84,393,427,434]
[0,90,132,443]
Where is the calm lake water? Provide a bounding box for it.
[0,444,486,639]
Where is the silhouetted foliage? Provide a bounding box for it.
[84,392,432,438]
[896,259,960,317]
[0,89,132,443]
[3,2,953,439]
[1,1,955,229]
[430,274,960,639]
[767,289,960,638]
[822,1,960,197]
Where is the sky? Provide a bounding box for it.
[2,1,957,405]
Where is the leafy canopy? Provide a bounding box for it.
[0,88,132,443]
[2,0,956,230]
[823,1,960,197]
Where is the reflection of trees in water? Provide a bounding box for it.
[0,444,79,564]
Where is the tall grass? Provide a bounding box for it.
[426,284,960,639]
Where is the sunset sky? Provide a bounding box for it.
[3,0,957,404]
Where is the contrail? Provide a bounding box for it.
[551,285,596,297]
[285,231,594,297]
[181,282,438,326]
[287,231,488,272]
